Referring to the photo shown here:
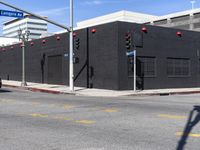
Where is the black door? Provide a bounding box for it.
[47,55,62,84]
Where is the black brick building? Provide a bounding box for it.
[0,21,200,90]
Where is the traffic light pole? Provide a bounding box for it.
[134,49,136,92]
[69,0,74,92]
[21,40,27,86]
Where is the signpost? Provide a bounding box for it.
[126,50,136,92]
[0,9,23,18]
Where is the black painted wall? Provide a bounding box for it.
[0,21,200,90]
[118,22,200,90]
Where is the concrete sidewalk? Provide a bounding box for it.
[2,80,200,97]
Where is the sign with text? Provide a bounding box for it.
[0,9,23,18]
[126,50,136,56]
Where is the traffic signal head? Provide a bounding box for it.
[74,38,80,50]
[125,33,131,49]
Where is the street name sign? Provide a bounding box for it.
[0,9,23,18]
[126,50,136,56]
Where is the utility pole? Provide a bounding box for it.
[134,49,136,92]
[191,0,196,10]
[69,0,74,92]
[18,29,30,86]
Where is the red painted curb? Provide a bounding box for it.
[3,84,75,95]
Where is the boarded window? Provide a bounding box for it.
[167,58,190,77]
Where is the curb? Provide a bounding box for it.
[127,90,200,96]
[2,84,76,95]
[3,84,200,97]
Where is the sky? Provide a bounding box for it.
[0,0,200,34]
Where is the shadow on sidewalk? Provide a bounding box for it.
[0,88,12,93]
[176,105,200,150]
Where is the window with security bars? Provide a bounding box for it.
[167,58,190,77]
[136,56,156,77]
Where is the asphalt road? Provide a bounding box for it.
[0,87,200,150]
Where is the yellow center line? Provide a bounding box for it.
[158,114,186,119]
[75,120,96,124]
[103,108,118,113]
[62,104,74,109]
[176,132,200,138]
[29,113,49,118]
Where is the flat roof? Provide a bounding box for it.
[77,10,159,28]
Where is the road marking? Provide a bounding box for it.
[103,108,118,113]
[158,114,186,119]
[0,99,16,103]
[176,132,200,138]
[75,120,96,124]
[62,104,74,109]
[29,113,48,118]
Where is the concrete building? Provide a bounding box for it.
[3,15,48,39]
[148,8,200,31]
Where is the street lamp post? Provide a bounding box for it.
[18,29,30,86]
[69,0,74,92]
